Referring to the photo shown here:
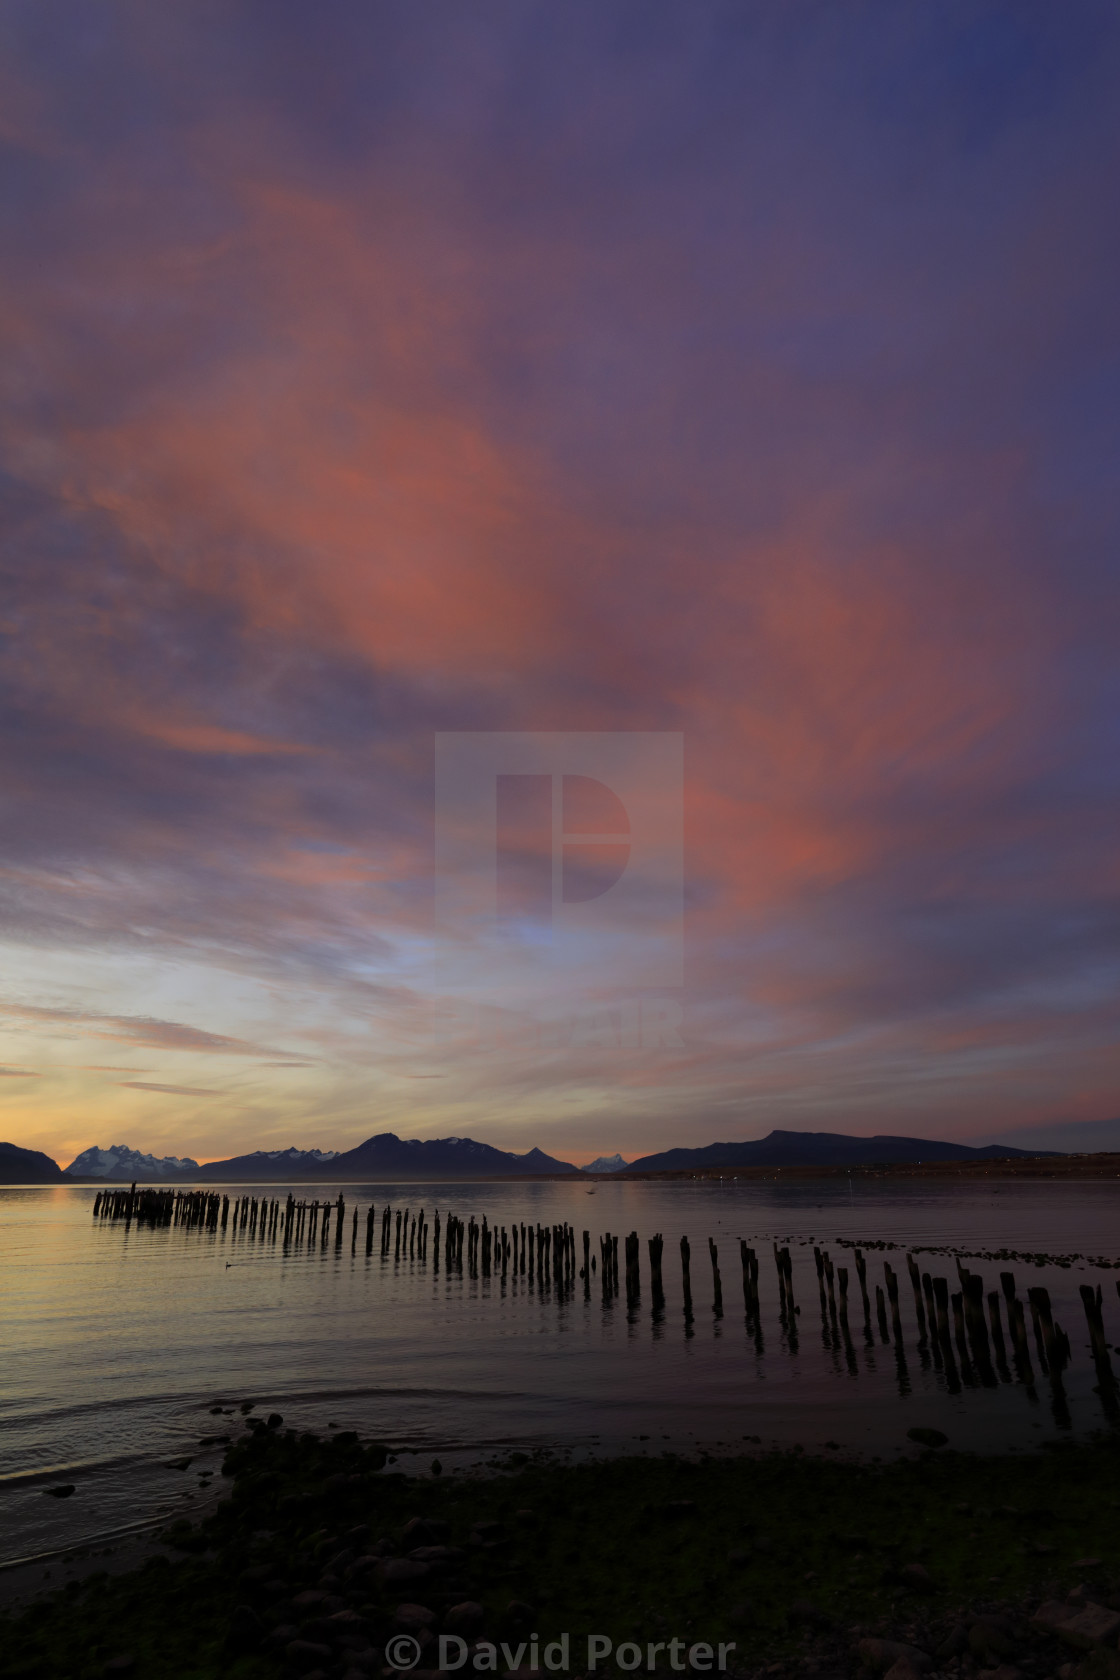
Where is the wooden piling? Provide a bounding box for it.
[906,1253,927,1343]
[648,1232,664,1308]
[883,1262,905,1347]
[986,1290,1013,1381]
[708,1238,723,1317]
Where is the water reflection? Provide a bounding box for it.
[5,1177,1120,1566]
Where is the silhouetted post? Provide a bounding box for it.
[1081,1284,1118,1419]
[961,1273,996,1383]
[986,1290,1013,1381]
[906,1253,927,1344]
[883,1262,905,1346]
[648,1232,664,1311]
[836,1267,857,1371]
[1029,1286,1067,1373]
[918,1271,941,1367]
[931,1277,962,1390]
[813,1246,827,1317]
[1081,1283,1113,1370]
[740,1242,753,1315]
[950,1292,976,1381]
[680,1234,693,1321]
[625,1232,640,1305]
[708,1238,723,1317]
[854,1248,871,1325]
[875,1284,890,1343]
[582,1229,591,1294]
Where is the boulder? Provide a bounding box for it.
[378,1558,431,1585]
[1034,1604,1120,1650]
[857,1639,931,1673]
[883,1660,925,1680]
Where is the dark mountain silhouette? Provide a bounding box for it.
[625,1129,1054,1172]
[317,1133,578,1180]
[0,1141,66,1184]
[190,1133,578,1181]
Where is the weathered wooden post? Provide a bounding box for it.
[854,1248,871,1324]
[986,1290,1013,1380]
[931,1277,962,1390]
[625,1232,640,1305]
[905,1253,927,1344]
[920,1272,942,1368]
[950,1292,976,1379]
[1028,1286,1066,1373]
[883,1262,904,1346]
[708,1237,723,1317]
[648,1232,665,1310]
[813,1246,827,1317]
[740,1242,754,1316]
[680,1234,693,1321]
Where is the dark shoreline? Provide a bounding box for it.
[4,1424,1120,1680]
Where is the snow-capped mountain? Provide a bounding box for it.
[64,1144,200,1180]
[581,1153,629,1173]
[245,1147,338,1163]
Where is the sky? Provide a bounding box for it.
[2,1,1119,1168]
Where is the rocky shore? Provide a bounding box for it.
[3,1422,1119,1680]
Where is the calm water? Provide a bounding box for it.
[3,1177,1120,1568]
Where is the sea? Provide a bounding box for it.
[2,1175,1119,1571]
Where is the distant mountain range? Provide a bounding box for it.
[63,1143,340,1181]
[65,1144,202,1180]
[624,1129,1055,1172]
[61,1133,579,1182]
[1,1125,1074,1187]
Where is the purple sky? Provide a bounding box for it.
[2,2,1119,1166]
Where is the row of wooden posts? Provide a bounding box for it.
[93,1186,1118,1420]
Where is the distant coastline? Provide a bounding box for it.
[54,1150,1120,1185]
